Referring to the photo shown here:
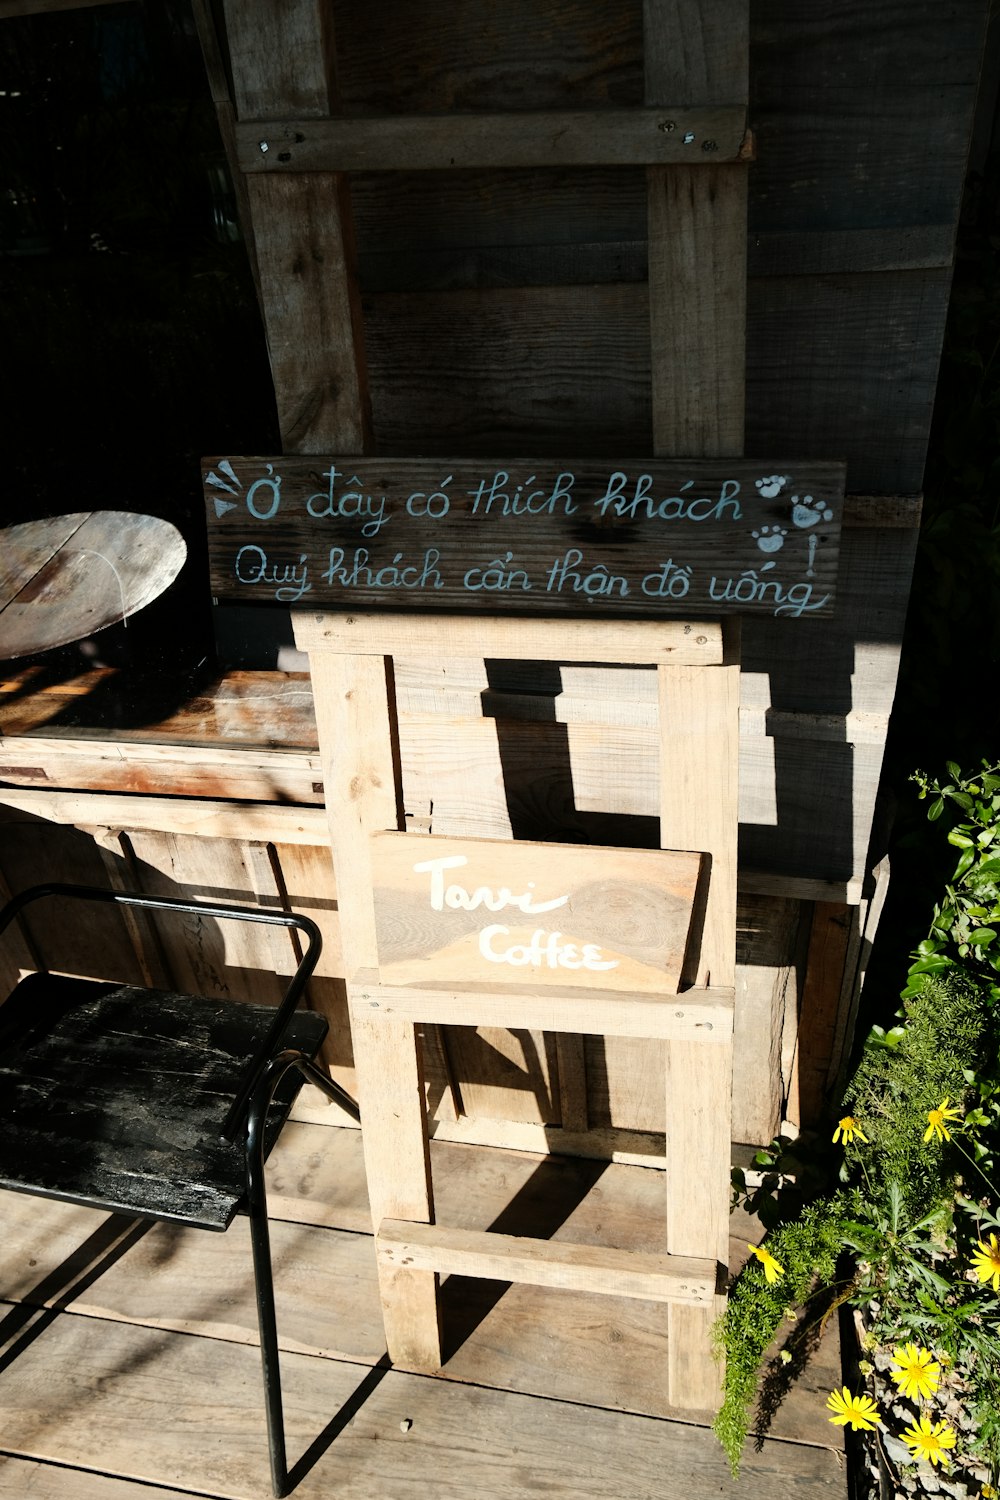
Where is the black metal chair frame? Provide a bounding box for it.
[0,882,361,1498]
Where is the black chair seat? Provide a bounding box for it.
[0,972,328,1230]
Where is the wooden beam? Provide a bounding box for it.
[304,647,441,1370]
[237,108,749,174]
[377,1220,721,1306]
[293,613,723,665]
[645,0,748,459]
[350,973,734,1042]
[220,0,370,454]
[0,789,330,845]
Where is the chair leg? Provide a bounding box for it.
[245,1050,362,1497]
[246,1058,292,1498]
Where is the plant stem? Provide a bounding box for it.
[952,1135,999,1200]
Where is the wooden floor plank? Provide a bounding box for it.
[0,1124,843,1448]
[0,1313,845,1500]
[0,1459,212,1500]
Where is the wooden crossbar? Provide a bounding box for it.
[377,1220,722,1306]
[237,108,750,174]
[293,614,723,664]
[350,972,733,1042]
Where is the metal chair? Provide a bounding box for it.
[0,882,361,1498]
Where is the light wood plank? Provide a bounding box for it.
[351,973,733,1042]
[0,1311,847,1499]
[0,1126,845,1440]
[556,1033,589,1130]
[237,107,749,172]
[658,634,740,1410]
[0,1462,196,1500]
[370,829,702,996]
[0,789,330,843]
[305,647,440,1368]
[377,1220,719,1305]
[658,652,740,990]
[294,612,722,663]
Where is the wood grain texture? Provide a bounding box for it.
[303,645,440,1366]
[0,513,87,611]
[356,274,950,493]
[645,0,747,461]
[221,0,337,119]
[207,455,842,618]
[0,513,186,661]
[331,0,643,114]
[656,608,740,1410]
[294,610,723,661]
[377,1219,719,1304]
[0,1122,845,1464]
[370,831,702,995]
[351,971,733,1041]
[0,1305,846,1498]
[644,0,748,105]
[221,0,370,456]
[238,108,748,173]
[247,173,370,454]
[648,165,747,457]
[785,902,853,1130]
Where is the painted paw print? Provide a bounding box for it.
[755,474,790,499]
[753,526,787,554]
[790,494,834,529]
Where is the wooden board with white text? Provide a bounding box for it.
[205,455,845,619]
[370,831,704,995]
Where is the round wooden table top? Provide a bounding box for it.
[0,511,187,660]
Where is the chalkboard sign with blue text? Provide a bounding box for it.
[204,455,845,619]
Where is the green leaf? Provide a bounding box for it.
[954,848,977,880]
[969,928,997,947]
[928,797,945,822]
[946,760,962,780]
[948,830,975,848]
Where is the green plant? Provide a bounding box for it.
[713,766,1000,1494]
[907,761,1000,1000]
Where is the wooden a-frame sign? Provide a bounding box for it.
[205,454,845,619]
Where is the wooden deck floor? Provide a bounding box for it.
[0,1118,848,1499]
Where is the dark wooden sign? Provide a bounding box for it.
[204,455,845,619]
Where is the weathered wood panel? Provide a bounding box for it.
[238,108,749,173]
[206,455,843,619]
[370,831,703,995]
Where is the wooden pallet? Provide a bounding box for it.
[294,610,739,1410]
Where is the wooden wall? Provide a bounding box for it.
[0,0,989,1154]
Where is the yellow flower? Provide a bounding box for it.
[924,1097,962,1143]
[971,1232,1000,1292]
[747,1242,784,1284]
[832,1115,868,1145]
[889,1343,941,1402]
[826,1387,880,1431]
[901,1414,957,1467]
